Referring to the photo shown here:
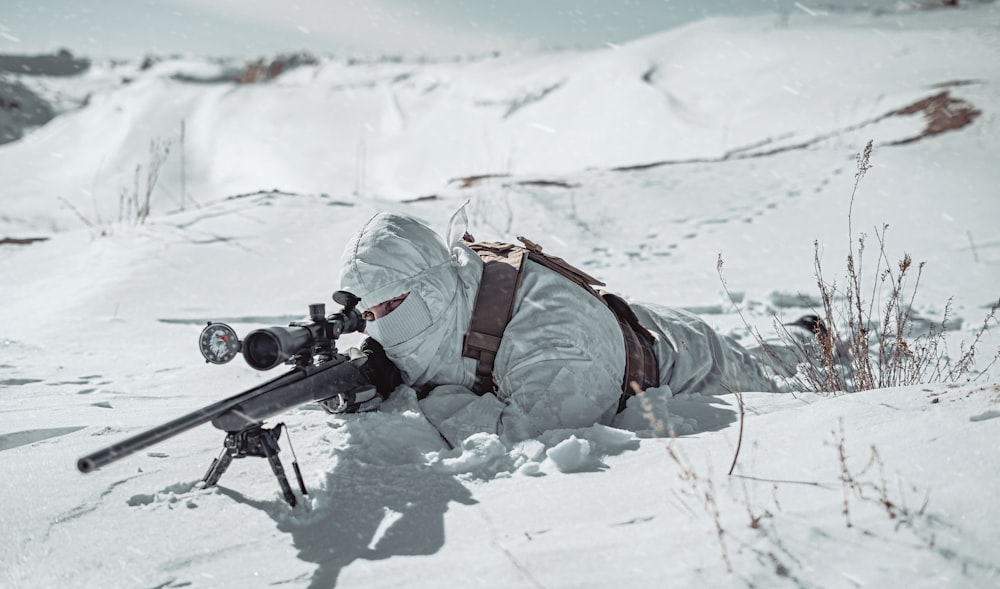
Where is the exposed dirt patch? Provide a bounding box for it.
[233,53,319,84]
[449,174,580,190]
[449,173,512,188]
[610,87,984,173]
[401,194,440,203]
[515,179,580,189]
[0,236,49,246]
[884,91,981,145]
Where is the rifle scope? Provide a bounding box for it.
[243,326,314,370]
[241,298,365,370]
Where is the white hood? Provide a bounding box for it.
[338,212,481,387]
[339,212,456,313]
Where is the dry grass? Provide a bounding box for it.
[666,441,733,573]
[727,140,999,394]
[58,137,172,235]
[828,419,930,530]
[120,138,172,225]
[807,141,997,392]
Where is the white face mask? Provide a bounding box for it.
[363,291,434,348]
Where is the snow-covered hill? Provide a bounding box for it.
[1,3,999,588]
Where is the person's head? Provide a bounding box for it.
[336,212,459,350]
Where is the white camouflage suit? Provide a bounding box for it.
[338,212,779,447]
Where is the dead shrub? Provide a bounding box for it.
[724,140,998,393]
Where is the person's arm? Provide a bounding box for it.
[493,340,623,442]
[419,385,505,447]
[417,333,625,446]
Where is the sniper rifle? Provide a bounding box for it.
[76,291,378,507]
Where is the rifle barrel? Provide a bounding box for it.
[77,395,244,472]
[77,357,365,473]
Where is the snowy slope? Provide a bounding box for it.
[2,3,1000,588]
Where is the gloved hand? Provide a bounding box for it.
[358,337,404,397]
[319,339,403,414]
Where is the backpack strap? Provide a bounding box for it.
[462,234,660,407]
[462,239,529,394]
[515,236,606,296]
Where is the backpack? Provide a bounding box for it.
[461,234,659,412]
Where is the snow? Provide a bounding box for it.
[2,3,1000,588]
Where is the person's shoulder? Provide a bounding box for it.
[509,259,621,341]
[518,258,604,307]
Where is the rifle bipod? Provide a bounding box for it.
[202,423,308,507]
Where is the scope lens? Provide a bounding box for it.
[244,332,282,370]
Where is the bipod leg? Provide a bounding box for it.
[199,424,300,507]
[202,445,234,488]
[259,425,297,507]
[278,422,308,497]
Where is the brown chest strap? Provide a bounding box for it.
[461,235,660,409]
[462,240,529,394]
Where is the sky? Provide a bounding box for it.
[0,0,901,60]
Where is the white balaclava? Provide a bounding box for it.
[338,212,466,385]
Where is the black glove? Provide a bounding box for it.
[359,337,404,398]
[320,338,403,414]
